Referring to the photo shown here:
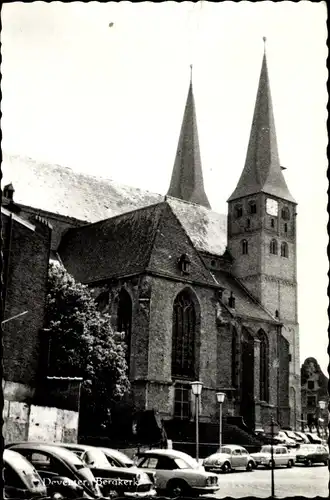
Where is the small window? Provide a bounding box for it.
[174,384,191,420]
[281,207,290,220]
[270,239,278,255]
[228,292,235,309]
[246,218,251,228]
[140,457,158,469]
[281,242,289,258]
[271,218,275,228]
[284,223,288,233]
[241,239,248,255]
[307,395,316,407]
[249,201,257,214]
[232,449,241,456]
[211,260,216,267]
[275,310,279,318]
[234,205,243,219]
[178,254,191,274]
[307,381,315,390]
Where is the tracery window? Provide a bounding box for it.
[117,289,132,368]
[231,328,239,388]
[258,330,269,402]
[171,290,197,379]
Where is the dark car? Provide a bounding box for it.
[3,449,48,499]
[295,444,329,466]
[7,443,103,499]
[54,443,156,498]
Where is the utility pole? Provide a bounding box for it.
[271,416,275,497]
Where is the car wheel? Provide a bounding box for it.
[246,461,254,472]
[222,462,232,473]
[306,459,312,467]
[167,479,190,497]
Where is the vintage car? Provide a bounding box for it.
[3,449,48,499]
[203,445,255,473]
[55,443,156,497]
[273,431,297,448]
[304,432,323,444]
[250,445,295,468]
[136,448,219,497]
[7,443,103,499]
[295,444,329,466]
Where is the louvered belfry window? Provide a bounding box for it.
[172,291,196,379]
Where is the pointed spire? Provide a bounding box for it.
[167,68,211,209]
[228,39,296,203]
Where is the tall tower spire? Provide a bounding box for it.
[167,68,211,208]
[228,38,295,203]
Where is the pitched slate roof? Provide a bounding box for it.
[167,196,227,256]
[211,270,276,322]
[228,48,296,203]
[1,153,163,223]
[59,203,166,283]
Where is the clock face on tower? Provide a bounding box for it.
[266,198,278,216]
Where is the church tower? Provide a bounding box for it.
[167,67,211,208]
[227,40,300,429]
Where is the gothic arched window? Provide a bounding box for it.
[258,330,269,402]
[281,207,290,220]
[117,289,132,368]
[231,328,239,388]
[281,242,289,258]
[172,290,197,379]
[241,239,248,255]
[270,239,278,255]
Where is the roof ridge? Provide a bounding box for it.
[231,275,278,322]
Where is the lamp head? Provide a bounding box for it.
[319,400,326,410]
[191,380,203,396]
[216,392,226,404]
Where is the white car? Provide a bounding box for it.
[135,449,219,497]
[274,431,297,448]
[250,445,296,468]
[203,445,255,473]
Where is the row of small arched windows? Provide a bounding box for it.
[270,239,289,257]
[235,204,291,220]
[242,239,289,258]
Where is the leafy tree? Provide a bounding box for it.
[45,262,130,434]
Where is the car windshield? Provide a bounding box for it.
[260,446,271,453]
[285,431,297,439]
[83,449,111,468]
[218,447,232,454]
[103,449,134,466]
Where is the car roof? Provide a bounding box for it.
[8,443,84,461]
[138,449,194,460]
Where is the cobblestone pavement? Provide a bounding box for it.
[205,464,329,498]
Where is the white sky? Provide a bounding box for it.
[1,2,328,374]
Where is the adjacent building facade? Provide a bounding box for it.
[301,357,328,436]
[2,45,300,435]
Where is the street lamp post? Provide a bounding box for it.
[191,381,203,462]
[216,392,226,450]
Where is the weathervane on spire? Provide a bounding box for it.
[190,64,193,82]
[263,36,267,52]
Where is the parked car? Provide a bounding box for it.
[7,443,103,499]
[54,443,156,498]
[203,445,255,473]
[250,445,295,469]
[3,449,48,499]
[274,431,297,448]
[304,432,323,444]
[136,448,219,497]
[295,444,329,466]
[281,429,302,445]
[293,431,310,444]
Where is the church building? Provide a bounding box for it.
[2,45,300,434]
